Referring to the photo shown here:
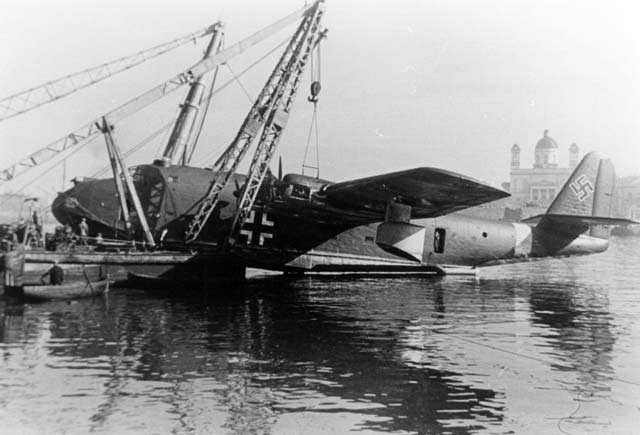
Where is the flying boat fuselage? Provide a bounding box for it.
[52,154,616,275]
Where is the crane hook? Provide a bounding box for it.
[308,81,321,103]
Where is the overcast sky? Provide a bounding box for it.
[1,0,639,200]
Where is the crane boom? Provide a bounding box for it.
[0,3,311,184]
[229,11,325,244]
[183,1,324,244]
[0,23,219,123]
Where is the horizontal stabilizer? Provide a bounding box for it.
[321,167,509,222]
[522,214,638,227]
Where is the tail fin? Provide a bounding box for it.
[524,152,636,238]
[547,151,615,219]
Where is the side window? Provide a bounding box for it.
[434,228,446,253]
[291,184,310,200]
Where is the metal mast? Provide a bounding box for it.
[99,118,155,247]
[184,0,324,244]
[161,22,225,164]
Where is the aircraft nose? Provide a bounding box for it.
[51,188,78,224]
[51,191,66,211]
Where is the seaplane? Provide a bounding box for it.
[1,2,634,278]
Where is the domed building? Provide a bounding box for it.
[507,130,580,207]
[534,129,559,169]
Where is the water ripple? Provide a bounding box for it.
[1,238,640,433]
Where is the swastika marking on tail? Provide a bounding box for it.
[569,175,594,202]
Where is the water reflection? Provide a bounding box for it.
[1,241,638,434]
[529,282,615,389]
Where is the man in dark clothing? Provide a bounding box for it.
[32,210,43,243]
[2,226,17,251]
[16,218,26,244]
[41,261,64,285]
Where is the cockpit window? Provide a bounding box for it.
[290,184,311,200]
[132,169,143,183]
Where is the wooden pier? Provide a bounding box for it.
[1,248,246,294]
[22,250,206,265]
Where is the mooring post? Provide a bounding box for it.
[3,250,25,290]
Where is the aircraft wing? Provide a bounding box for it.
[318,167,509,221]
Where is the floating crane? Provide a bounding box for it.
[1,0,325,253]
[0,4,310,183]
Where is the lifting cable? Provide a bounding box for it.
[193,37,292,165]
[226,64,255,105]
[302,39,322,178]
[224,33,256,105]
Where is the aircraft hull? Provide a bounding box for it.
[52,164,609,274]
[225,209,607,272]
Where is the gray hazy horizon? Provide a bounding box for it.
[1,0,638,201]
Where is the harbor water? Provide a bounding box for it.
[1,237,639,434]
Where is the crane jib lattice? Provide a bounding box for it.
[0,3,312,184]
[0,23,220,122]
[183,1,325,244]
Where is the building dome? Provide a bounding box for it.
[511,143,520,151]
[534,129,559,168]
[535,129,558,150]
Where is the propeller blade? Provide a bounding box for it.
[233,178,241,197]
